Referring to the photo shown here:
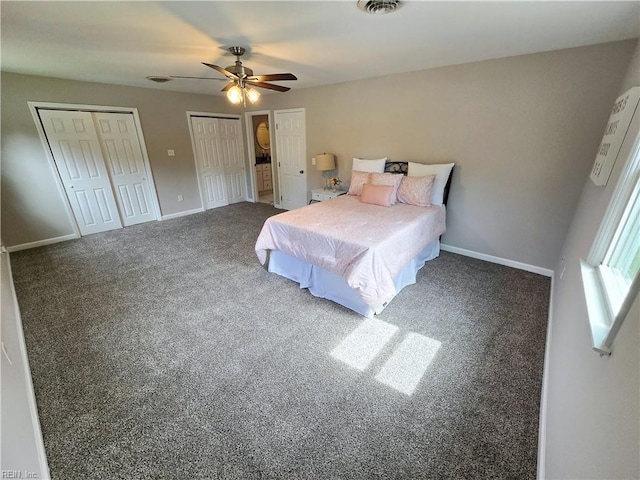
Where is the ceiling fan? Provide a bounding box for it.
[166,46,297,106]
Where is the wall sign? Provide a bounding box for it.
[590,87,640,186]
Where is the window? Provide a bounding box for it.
[581,105,640,356]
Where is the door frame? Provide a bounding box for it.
[244,110,276,206]
[186,111,244,210]
[28,101,162,238]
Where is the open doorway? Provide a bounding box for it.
[245,111,275,206]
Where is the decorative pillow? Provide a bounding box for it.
[352,157,387,173]
[384,161,408,175]
[397,174,436,207]
[369,172,403,205]
[347,170,371,196]
[407,162,454,205]
[360,183,394,207]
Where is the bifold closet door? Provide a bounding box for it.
[217,118,246,204]
[93,112,155,226]
[39,109,123,235]
[190,116,246,210]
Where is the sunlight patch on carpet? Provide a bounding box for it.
[375,333,441,395]
[330,318,398,371]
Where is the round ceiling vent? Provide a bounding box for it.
[357,0,401,15]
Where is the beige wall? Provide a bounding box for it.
[1,40,636,271]
[542,39,640,479]
[1,73,238,246]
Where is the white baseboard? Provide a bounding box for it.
[6,234,79,252]
[160,207,204,221]
[536,275,555,480]
[440,244,554,277]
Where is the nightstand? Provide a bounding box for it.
[310,188,346,203]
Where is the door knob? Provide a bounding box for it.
[299,170,304,174]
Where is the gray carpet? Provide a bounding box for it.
[11,202,550,479]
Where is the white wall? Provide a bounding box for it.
[541,39,640,479]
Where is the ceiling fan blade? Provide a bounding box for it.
[170,75,227,81]
[246,73,297,82]
[246,81,290,92]
[202,62,239,81]
[221,82,234,92]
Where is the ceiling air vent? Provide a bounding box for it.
[146,76,172,83]
[357,0,401,15]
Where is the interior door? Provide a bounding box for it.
[39,109,123,235]
[275,109,307,210]
[218,118,246,205]
[191,117,229,209]
[93,112,156,226]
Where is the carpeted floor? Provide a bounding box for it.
[11,202,550,479]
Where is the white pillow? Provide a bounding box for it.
[352,157,387,173]
[407,162,454,205]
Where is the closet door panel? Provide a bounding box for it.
[93,112,156,226]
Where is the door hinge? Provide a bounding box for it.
[276,123,279,130]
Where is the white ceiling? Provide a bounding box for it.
[1,1,639,97]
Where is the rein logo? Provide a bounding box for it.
[1,471,38,479]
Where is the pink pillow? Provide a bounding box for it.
[397,174,436,207]
[360,183,394,207]
[347,170,371,196]
[369,172,403,205]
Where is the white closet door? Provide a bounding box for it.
[190,116,246,209]
[218,118,246,205]
[275,109,307,210]
[93,112,156,226]
[39,110,122,235]
[191,117,229,209]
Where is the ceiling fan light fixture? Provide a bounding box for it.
[246,88,261,104]
[226,85,243,104]
[357,0,401,15]
[176,45,296,105]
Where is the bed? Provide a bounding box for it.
[255,160,453,317]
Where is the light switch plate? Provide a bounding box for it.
[167,149,175,157]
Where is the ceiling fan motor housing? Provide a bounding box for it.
[226,46,253,78]
[226,63,254,78]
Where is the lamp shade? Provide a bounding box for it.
[316,153,335,171]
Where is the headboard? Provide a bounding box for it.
[384,161,454,205]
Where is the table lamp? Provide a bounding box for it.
[316,153,335,189]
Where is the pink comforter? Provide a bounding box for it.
[255,195,446,308]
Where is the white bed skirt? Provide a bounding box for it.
[268,239,441,317]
